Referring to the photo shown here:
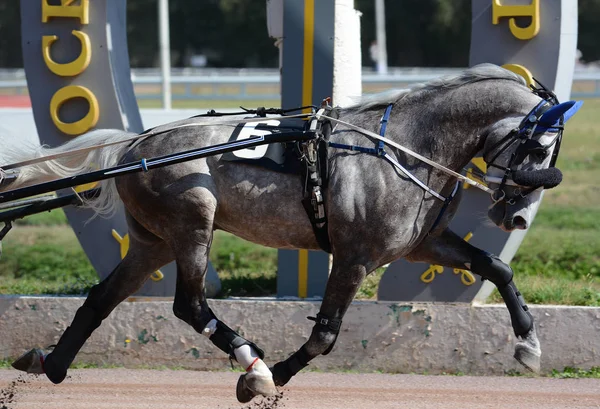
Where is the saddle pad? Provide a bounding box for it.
[221,117,305,174]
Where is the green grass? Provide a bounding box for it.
[550,367,600,379]
[14,209,69,226]
[0,221,99,295]
[0,100,598,303]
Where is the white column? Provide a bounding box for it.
[158,0,172,110]
[333,0,362,106]
[375,0,388,75]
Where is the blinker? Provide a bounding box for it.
[537,100,584,132]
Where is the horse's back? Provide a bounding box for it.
[116,117,320,249]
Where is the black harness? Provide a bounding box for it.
[295,101,340,253]
[484,79,564,203]
[160,104,338,253]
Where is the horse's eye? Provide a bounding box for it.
[532,150,547,161]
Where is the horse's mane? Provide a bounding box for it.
[343,63,526,113]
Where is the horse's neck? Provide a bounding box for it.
[388,82,534,174]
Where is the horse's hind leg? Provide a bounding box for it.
[12,215,174,383]
[167,220,277,402]
[407,228,541,373]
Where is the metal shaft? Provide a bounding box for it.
[0,131,314,204]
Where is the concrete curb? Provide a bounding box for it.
[1,296,598,375]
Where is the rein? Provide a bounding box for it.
[318,112,494,197]
[1,83,562,207]
[0,113,313,172]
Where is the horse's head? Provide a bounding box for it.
[482,92,583,231]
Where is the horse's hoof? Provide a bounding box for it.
[11,348,45,374]
[236,372,278,403]
[514,327,541,374]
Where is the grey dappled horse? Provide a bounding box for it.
[2,64,582,402]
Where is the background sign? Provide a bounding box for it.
[377,0,577,302]
[19,0,222,296]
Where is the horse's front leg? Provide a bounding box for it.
[271,260,368,387]
[408,228,541,373]
[169,227,277,403]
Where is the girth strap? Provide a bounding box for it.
[300,103,338,253]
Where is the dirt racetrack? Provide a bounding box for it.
[1,368,599,409]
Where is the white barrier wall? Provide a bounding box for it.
[1,296,598,375]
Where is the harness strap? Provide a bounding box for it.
[299,104,337,253]
[318,113,494,195]
[327,142,378,155]
[327,103,449,202]
[307,312,342,333]
[428,181,461,233]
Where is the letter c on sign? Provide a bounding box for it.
[42,30,91,76]
[50,85,99,136]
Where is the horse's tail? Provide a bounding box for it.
[0,129,137,217]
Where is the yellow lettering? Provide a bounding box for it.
[73,182,99,192]
[50,85,99,135]
[464,157,487,190]
[453,233,476,286]
[112,230,164,282]
[42,31,91,77]
[492,0,540,40]
[502,63,535,88]
[42,0,89,24]
[421,264,444,284]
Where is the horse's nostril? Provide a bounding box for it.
[513,215,528,230]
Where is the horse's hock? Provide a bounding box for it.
[1,297,598,374]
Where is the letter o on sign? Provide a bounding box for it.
[49,85,99,135]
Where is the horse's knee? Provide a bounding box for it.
[172,299,190,323]
[172,298,211,331]
[471,251,533,336]
[471,251,513,286]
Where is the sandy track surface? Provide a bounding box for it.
[1,368,599,409]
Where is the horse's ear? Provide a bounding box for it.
[539,100,584,126]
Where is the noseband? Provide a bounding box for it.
[483,79,564,204]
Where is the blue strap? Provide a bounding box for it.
[328,142,378,155]
[328,104,393,157]
[377,104,393,156]
[140,158,149,172]
[379,104,393,136]
[429,181,461,234]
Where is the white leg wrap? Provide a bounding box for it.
[202,319,218,338]
[234,344,271,376]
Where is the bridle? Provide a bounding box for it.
[482,79,564,205]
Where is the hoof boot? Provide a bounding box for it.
[514,327,541,374]
[236,372,278,403]
[514,342,541,373]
